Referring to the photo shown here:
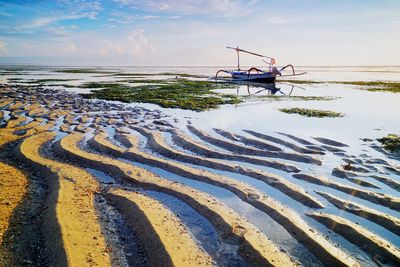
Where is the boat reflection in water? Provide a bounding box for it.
[233,81,300,97]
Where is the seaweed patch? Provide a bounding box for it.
[279,107,344,118]
[81,79,240,111]
[377,134,400,152]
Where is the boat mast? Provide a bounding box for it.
[227,46,276,70]
[236,45,240,70]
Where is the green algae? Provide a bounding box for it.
[333,81,400,93]
[279,107,344,118]
[278,80,323,84]
[16,78,79,84]
[377,134,400,152]
[6,78,77,84]
[249,95,338,101]
[80,82,123,89]
[278,79,400,93]
[55,69,114,74]
[115,79,170,84]
[364,85,400,93]
[158,72,206,78]
[45,84,77,88]
[77,78,342,111]
[82,79,240,111]
[7,78,24,82]
[109,72,205,78]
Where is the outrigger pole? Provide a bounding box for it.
[226,46,276,70]
[216,46,306,82]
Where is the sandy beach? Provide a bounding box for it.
[0,79,399,266]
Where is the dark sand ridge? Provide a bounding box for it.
[312,137,349,147]
[213,128,284,152]
[1,111,46,146]
[384,165,400,176]
[308,213,400,266]
[6,110,27,128]
[331,166,381,189]
[338,162,400,191]
[170,128,301,173]
[317,192,400,236]
[342,157,387,170]
[277,132,316,146]
[23,103,41,111]
[265,131,343,153]
[275,131,348,153]
[60,124,72,133]
[359,163,382,173]
[320,144,346,153]
[187,125,322,165]
[6,101,25,111]
[24,103,47,117]
[363,159,400,177]
[364,158,391,165]
[126,126,321,208]
[74,124,89,133]
[332,165,400,192]
[369,175,400,192]
[18,132,112,266]
[105,189,214,266]
[293,174,400,212]
[0,100,13,109]
[64,114,80,125]
[333,164,372,175]
[88,131,361,267]
[56,132,297,266]
[78,114,90,123]
[28,108,47,117]
[233,129,325,155]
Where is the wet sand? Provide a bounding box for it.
[0,84,399,266]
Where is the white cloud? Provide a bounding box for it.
[99,41,123,56]
[58,0,101,18]
[127,29,156,56]
[142,15,160,20]
[247,0,259,7]
[113,0,252,17]
[45,26,69,36]
[0,40,8,55]
[19,13,93,30]
[109,13,180,24]
[2,27,155,61]
[98,29,155,58]
[1,0,102,34]
[63,43,78,54]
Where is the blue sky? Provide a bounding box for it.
[0,0,399,66]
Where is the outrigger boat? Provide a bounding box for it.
[215,46,306,83]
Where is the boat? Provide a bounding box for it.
[215,46,306,83]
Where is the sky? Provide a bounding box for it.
[0,0,399,66]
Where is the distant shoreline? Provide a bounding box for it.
[1,64,400,68]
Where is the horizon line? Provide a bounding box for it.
[1,63,399,68]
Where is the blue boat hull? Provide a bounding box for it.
[231,71,276,83]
